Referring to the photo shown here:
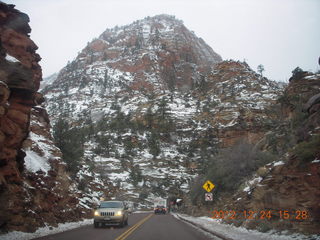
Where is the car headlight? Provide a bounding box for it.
[94,211,100,216]
[115,211,123,216]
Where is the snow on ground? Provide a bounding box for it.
[273,161,285,167]
[174,213,320,240]
[243,174,263,194]
[0,219,92,240]
[23,129,60,175]
[24,150,51,174]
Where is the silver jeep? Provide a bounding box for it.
[93,201,129,228]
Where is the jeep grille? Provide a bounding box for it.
[100,212,115,216]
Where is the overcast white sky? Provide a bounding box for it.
[3,0,320,82]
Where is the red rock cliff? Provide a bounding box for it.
[223,72,320,234]
[0,2,42,190]
[0,3,95,233]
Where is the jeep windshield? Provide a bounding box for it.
[99,202,123,208]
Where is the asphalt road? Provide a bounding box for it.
[33,212,217,240]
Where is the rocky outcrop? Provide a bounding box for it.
[0,3,107,233]
[285,72,320,138]
[0,2,41,231]
[199,60,282,147]
[247,157,320,234]
[223,72,320,234]
[0,2,41,182]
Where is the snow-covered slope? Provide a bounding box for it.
[42,15,283,205]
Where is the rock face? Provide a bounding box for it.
[0,2,41,181]
[42,15,283,207]
[98,15,221,91]
[0,3,108,233]
[46,14,222,95]
[285,72,320,139]
[203,60,281,147]
[0,2,41,231]
[224,72,320,234]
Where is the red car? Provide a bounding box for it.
[154,205,166,214]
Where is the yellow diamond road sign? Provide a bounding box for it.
[203,180,215,192]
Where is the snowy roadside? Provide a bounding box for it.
[173,213,320,240]
[0,219,93,240]
[0,211,150,240]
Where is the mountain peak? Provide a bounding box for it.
[47,15,222,94]
[96,13,221,65]
[101,14,183,36]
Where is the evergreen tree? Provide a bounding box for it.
[124,137,135,156]
[157,97,170,120]
[145,106,154,128]
[129,165,143,186]
[292,66,303,75]
[95,134,111,157]
[149,131,160,158]
[53,118,84,176]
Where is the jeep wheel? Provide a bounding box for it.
[119,221,124,228]
[94,221,99,228]
[125,218,128,226]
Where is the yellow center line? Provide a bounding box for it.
[115,214,153,240]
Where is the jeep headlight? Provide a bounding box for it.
[115,210,123,216]
[94,210,100,216]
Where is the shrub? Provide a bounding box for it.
[78,179,87,191]
[188,140,276,205]
[139,190,149,200]
[293,135,320,163]
[204,141,275,194]
[290,66,305,81]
